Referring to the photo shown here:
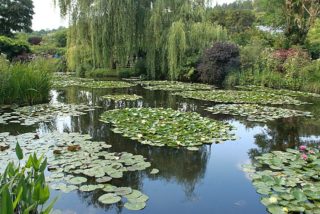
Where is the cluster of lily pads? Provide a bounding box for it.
[0,131,157,210]
[100,108,236,148]
[173,90,308,105]
[235,85,320,98]
[243,146,320,214]
[0,103,95,126]
[102,94,143,101]
[206,104,312,122]
[53,76,135,89]
[137,80,214,91]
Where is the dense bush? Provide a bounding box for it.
[0,143,56,213]
[0,56,54,105]
[225,47,320,93]
[0,36,30,60]
[197,42,240,86]
[117,67,136,78]
[86,68,118,78]
[306,19,320,59]
[27,36,42,45]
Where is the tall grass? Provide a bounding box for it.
[225,60,320,93]
[0,56,54,105]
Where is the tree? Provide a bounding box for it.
[0,0,34,37]
[254,0,320,45]
[197,42,240,86]
[56,0,228,80]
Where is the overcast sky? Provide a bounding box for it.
[32,0,236,31]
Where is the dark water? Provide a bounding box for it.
[2,84,320,214]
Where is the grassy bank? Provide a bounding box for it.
[0,56,54,106]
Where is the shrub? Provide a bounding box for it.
[0,56,53,105]
[86,68,118,78]
[27,36,42,45]
[197,42,240,86]
[134,58,147,76]
[0,36,30,60]
[306,19,320,59]
[117,67,136,78]
[0,143,57,213]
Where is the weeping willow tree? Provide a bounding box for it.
[55,0,228,80]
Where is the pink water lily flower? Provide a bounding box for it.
[299,145,307,151]
[301,153,308,160]
[309,150,315,154]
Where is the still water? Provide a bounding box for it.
[2,83,320,214]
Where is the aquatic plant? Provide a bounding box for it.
[0,57,53,106]
[138,80,214,91]
[100,108,235,148]
[0,103,95,126]
[0,143,57,214]
[52,75,135,89]
[0,132,152,211]
[243,146,320,214]
[206,104,312,122]
[101,94,142,102]
[173,90,308,105]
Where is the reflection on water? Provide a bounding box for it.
[1,84,320,214]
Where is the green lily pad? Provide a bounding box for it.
[98,193,121,204]
[124,201,146,211]
[206,104,312,122]
[150,168,159,175]
[100,108,235,148]
[68,177,87,185]
[174,90,308,105]
[102,94,142,101]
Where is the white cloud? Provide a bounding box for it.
[32,0,68,31]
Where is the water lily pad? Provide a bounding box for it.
[79,184,104,192]
[100,108,235,148]
[243,146,320,213]
[124,201,146,211]
[68,177,87,185]
[98,193,121,204]
[150,168,159,174]
[206,104,312,122]
[173,90,307,105]
[102,94,142,101]
[96,176,112,183]
[138,80,214,91]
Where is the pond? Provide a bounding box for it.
[1,79,320,214]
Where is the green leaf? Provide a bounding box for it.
[1,185,14,214]
[13,186,23,209]
[15,142,23,160]
[267,205,286,214]
[42,197,58,214]
[23,204,37,214]
[39,185,50,205]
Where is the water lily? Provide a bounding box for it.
[269,196,278,203]
[309,150,315,154]
[299,145,307,151]
[301,153,308,160]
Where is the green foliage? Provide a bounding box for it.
[56,0,227,80]
[208,8,256,34]
[0,56,53,105]
[198,42,240,86]
[0,0,34,36]
[117,68,136,79]
[0,36,30,60]
[306,19,320,59]
[254,0,320,45]
[0,143,57,214]
[86,68,117,78]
